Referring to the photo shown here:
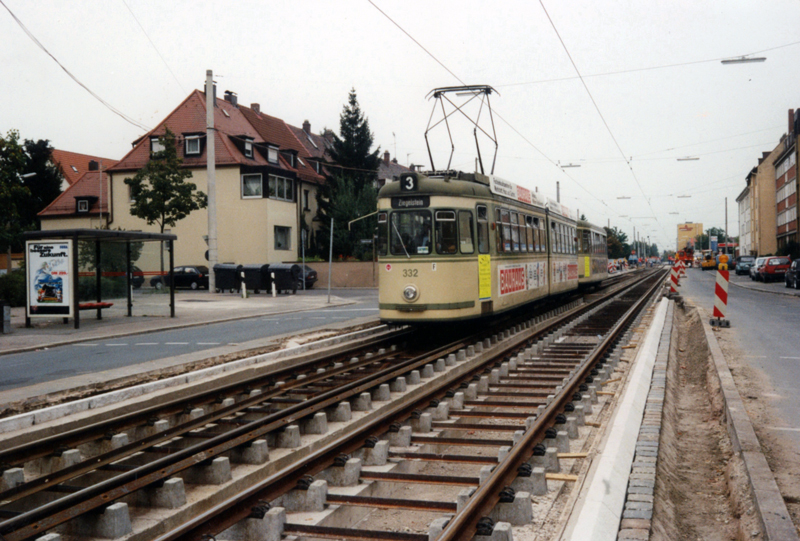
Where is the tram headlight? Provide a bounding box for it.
[402,284,419,302]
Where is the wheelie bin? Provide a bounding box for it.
[240,264,271,293]
[213,264,242,293]
[267,263,301,294]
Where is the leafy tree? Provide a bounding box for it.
[125,128,207,272]
[604,226,631,259]
[694,227,726,251]
[316,89,381,260]
[0,129,30,271]
[19,139,63,230]
[125,129,207,233]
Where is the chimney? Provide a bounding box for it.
[383,150,390,165]
[251,103,260,114]
[88,160,99,171]
[223,90,237,107]
[303,120,311,134]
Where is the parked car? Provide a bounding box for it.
[786,260,800,289]
[300,264,318,289]
[150,265,210,290]
[750,257,767,281]
[734,256,755,276]
[759,257,791,282]
[131,266,145,289]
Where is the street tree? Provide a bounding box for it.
[694,227,726,251]
[316,89,381,260]
[604,226,630,259]
[0,129,30,271]
[19,138,64,230]
[125,128,207,271]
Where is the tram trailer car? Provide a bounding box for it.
[577,219,609,290]
[377,170,608,324]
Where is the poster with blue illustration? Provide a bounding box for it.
[26,240,73,317]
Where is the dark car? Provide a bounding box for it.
[750,257,767,281]
[131,266,145,289]
[151,265,210,290]
[734,256,755,276]
[759,257,791,282]
[786,260,800,289]
[300,264,318,289]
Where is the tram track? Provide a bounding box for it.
[0,269,663,540]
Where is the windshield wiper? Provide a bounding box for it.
[391,221,411,259]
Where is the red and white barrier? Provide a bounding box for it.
[669,265,680,294]
[678,260,686,278]
[711,269,731,327]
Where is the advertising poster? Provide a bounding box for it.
[478,255,492,300]
[26,240,73,317]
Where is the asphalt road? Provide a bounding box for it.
[680,269,800,447]
[0,289,378,392]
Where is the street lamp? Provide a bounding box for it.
[721,56,766,65]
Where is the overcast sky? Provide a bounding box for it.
[3,0,800,250]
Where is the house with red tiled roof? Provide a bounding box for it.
[376,150,413,188]
[239,105,326,245]
[39,165,112,229]
[106,89,318,270]
[287,120,335,178]
[50,149,118,191]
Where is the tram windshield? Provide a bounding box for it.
[390,210,432,256]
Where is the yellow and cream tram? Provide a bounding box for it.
[377,170,608,324]
[577,219,609,289]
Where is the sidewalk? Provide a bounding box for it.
[710,270,800,297]
[1,289,360,355]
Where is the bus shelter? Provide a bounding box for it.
[22,229,177,329]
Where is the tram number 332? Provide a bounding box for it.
[403,269,418,277]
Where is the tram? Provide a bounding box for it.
[377,170,608,324]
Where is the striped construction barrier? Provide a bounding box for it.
[711,269,731,327]
[669,265,680,294]
[678,260,687,278]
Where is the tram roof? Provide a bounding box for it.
[380,170,578,221]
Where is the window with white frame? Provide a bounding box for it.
[268,175,293,201]
[185,136,201,155]
[77,200,89,213]
[274,226,291,250]
[244,139,253,158]
[150,137,164,154]
[241,173,263,198]
[267,146,279,164]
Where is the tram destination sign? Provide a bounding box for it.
[489,176,544,208]
[392,195,430,209]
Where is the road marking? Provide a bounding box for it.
[779,356,800,360]
[765,426,800,432]
[73,343,98,347]
[136,343,158,346]
[197,342,220,345]
[310,317,327,319]
[165,342,189,345]
[323,308,379,312]
[106,343,128,347]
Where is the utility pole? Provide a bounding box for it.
[724,197,728,255]
[206,69,218,293]
[556,181,560,203]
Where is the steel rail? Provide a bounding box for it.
[0,338,466,541]
[152,271,660,540]
[436,269,667,539]
[0,326,406,468]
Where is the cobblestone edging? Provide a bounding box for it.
[617,301,673,540]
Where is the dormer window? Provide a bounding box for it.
[71,165,78,173]
[75,195,97,213]
[244,138,254,158]
[78,200,89,213]
[185,135,201,155]
[150,136,164,154]
[267,145,279,164]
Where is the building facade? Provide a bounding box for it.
[676,222,702,252]
[750,144,780,256]
[736,184,752,255]
[774,109,799,252]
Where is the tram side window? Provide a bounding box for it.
[531,217,540,252]
[582,230,590,253]
[550,222,558,254]
[518,214,528,252]
[510,211,520,252]
[435,210,458,254]
[495,208,503,252]
[377,212,388,256]
[390,210,432,256]
[536,218,544,252]
[477,205,489,254]
[501,209,512,252]
[458,211,475,254]
[526,216,535,252]
[571,227,577,254]
[601,234,607,255]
